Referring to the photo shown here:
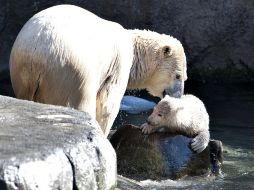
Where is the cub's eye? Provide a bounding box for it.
[176,74,181,80]
[158,114,162,117]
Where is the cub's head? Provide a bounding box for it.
[147,95,182,126]
[146,34,187,99]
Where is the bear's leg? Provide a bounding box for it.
[96,68,131,136]
[191,131,210,153]
[74,81,98,120]
[96,50,132,136]
[96,82,126,136]
[39,71,98,120]
[10,59,39,101]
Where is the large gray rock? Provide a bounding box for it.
[0,0,253,88]
[0,95,116,190]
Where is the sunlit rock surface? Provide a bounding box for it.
[0,95,116,190]
[111,125,222,180]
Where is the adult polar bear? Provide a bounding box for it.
[10,5,187,136]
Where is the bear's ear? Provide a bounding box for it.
[162,46,172,57]
[160,101,171,113]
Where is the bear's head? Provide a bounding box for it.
[147,95,183,127]
[145,34,187,99]
[128,30,187,99]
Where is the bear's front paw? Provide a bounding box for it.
[140,123,155,134]
[191,131,209,153]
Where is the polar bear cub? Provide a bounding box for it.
[141,94,210,153]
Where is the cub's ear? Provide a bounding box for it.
[162,45,172,57]
[160,101,171,113]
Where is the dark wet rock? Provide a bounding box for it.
[111,125,223,180]
[0,95,116,190]
[209,140,223,175]
[0,0,254,87]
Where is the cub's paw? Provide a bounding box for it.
[140,123,155,134]
[191,131,210,153]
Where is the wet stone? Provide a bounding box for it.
[111,124,223,180]
[0,95,116,190]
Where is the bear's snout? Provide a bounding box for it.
[164,80,184,99]
[147,120,152,125]
[147,116,158,126]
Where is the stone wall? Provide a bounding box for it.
[0,0,253,87]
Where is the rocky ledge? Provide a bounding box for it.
[0,95,116,190]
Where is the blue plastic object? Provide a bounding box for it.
[120,95,156,114]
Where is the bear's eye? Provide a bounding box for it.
[176,74,181,80]
[158,113,162,117]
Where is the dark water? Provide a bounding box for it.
[114,82,254,190]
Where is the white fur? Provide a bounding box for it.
[141,94,210,153]
[10,5,187,136]
[128,30,187,98]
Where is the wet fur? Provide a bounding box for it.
[141,94,210,153]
